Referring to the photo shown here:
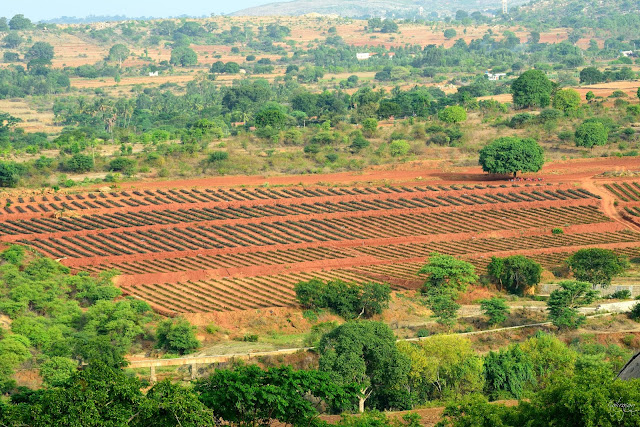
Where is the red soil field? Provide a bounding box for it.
[2,158,640,315]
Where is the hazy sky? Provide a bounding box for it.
[1,0,280,21]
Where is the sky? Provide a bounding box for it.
[1,0,280,21]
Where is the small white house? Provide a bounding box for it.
[356,53,372,60]
[148,71,159,77]
[485,71,507,81]
[621,50,635,57]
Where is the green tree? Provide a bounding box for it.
[419,253,478,293]
[39,357,77,387]
[62,154,94,173]
[0,17,8,32]
[511,69,554,109]
[196,365,356,424]
[362,118,378,137]
[552,88,581,113]
[255,105,288,129]
[398,335,483,401]
[170,46,198,67]
[5,362,142,426]
[135,380,216,427]
[567,248,629,287]
[207,151,228,163]
[547,280,599,329]
[223,61,240,73]
[520,332,577,386]
[585,90,595,102]
[0,162,21,187]
[483,344,536,400]
[486,255,542,295]
[574,121,608,149]
[480,297,510,326]
[26,42,54,65]
[156,317,200,355]
[444,28,457,39]
[579,67,604,84]
[478,137,544,178]
[389,140,410,157]
[319,321,410,412]
[438,105,467,123]
[108,44,130,67]
[3,32,22,48]
[419,253,477,327]
[8,14,32,30]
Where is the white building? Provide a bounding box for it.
[356,53,372,60]
[485,71,507,81]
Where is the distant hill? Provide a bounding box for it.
[230,0,528,18]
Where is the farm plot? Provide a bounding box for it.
[3,179,637,314]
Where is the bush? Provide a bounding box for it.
[242,334,258,342]
[630,303,640,321]
[552,227,564,235]
[108,157,136,175]
[208,151,229,163]
[156,318,200,355]
[438,106,467,123]
[62,154,94,173]
[607,290,631,300]
[389,140,410,157]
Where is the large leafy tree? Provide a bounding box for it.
[318,321,410,412]
[156,317,200,355]
[438,105,467,123]
[567,248,629,287]
[486,255,542,295]
[511,69,554,109]
[478,137,544,178]
[170,46,198,67]
[547,280,599,329]
[196,365,356,425]
[25,42,54,64]
[108,44,130,67]
[480,297,510,326]
[574,121,608,149]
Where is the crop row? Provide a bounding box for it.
[77,246,354,275]
[0,187,598,237]
[123,269,377,313]
[354,230,640,260]
[604,182,640,202]
[20,205,610,259]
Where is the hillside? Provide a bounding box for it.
[231,0,528,18]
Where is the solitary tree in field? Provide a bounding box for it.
[109,44,130,68]
[511,69,554,109]
[487,255,542,295]
[170,46,198,67]
[26,42,54,66]
[444,28,457,39]
[480,297,510,326]
[567,248,629,288]
[478,137,544,178]
[574,121,608,149]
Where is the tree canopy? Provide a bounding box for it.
[478,137,544,177]
[511,69,554,109]
[567,248,629,287]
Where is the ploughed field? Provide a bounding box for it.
[2,178,640,315]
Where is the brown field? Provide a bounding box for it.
[1,157,639,316]
[0,99,62,134]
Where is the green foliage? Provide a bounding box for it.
[8,14,32,30]
[438,106,467,123]
[170,46,198,67]
[479,297,509,326]
[362,118,378,137]
[483,345,536,400]
[552,88,581,113]
[551,227,564,235]
[398,335,483,402]
[1,245,24,264]
[136,379,216,426]
[389,140,410,157]
[511,69,554,109]
[520,332,577,386]
[156,317,200,355]
[486,255,542,295]
[579,67,604,84]
[630,302,640,321]
[207,151,229,163]
[0,162,21,187]
[196,364,357,424]
[547,280,599,329]
[108,157,136,175]
[319,321,410,412]
[62,154,94,173]
[419,253,478,293]
[567,248,629,287]
[25,42,54,65]
[574,121,608,149]
[294,279,391,319]
[478,137,544,177]
[39,357,77,387]
[108,43,130,66]
[444,29,457,39]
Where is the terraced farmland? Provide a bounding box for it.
[3,179,640,315]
